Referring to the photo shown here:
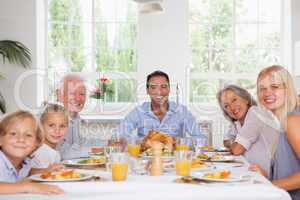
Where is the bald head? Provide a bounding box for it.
[57,74,87,116]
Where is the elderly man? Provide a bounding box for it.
[56,74,87,159]
[118,70,206,140]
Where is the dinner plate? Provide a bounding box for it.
[193,173,251,182]
[164,166,214,172]
[215,147,230,152]
[141,155,175,160]
[63,158,106,167]
[209,155,236,162]
[88,152,105,158]
[191,164,215,171]
[29,173,93,182]
[202,146,230,153]
[164,163,214,172]
[194,176,248,182]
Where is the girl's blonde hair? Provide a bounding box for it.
[40,103,69,124]
[0,110,43,146]
[257,65,299,127]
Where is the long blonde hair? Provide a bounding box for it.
[257,65,299,127]
[0,110,43,147]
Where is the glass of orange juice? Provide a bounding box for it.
[175,151,193,176]
[176,137,190,151]
[127,136,141,157]
[110,153,128,181]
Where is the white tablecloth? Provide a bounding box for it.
[0,157,291,200]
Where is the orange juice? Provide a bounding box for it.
[176,145,189,151]
[128,144,141,157]
[176,160,191,176]
[112,163,128,181]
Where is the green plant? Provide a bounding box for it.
[0,40,31,113]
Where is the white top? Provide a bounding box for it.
[224,106,279,177]
[31,144,61,168]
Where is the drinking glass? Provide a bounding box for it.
[192,138,207,155]
[175,151,193,176]
[110,153,129,181]
[176,137,191,151]
[127,136,141,157]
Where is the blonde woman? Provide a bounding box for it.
[217,85,279,176]
[250,65,300,200]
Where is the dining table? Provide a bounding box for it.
[0,155,292,200]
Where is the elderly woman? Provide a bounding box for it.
[217,84,279,176]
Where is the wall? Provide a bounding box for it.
[292,0,300,92]
[292,0,300,43]
[0,0,44,113]
[137,0,189,104]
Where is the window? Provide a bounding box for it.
[189,0,281,105]
[188,0,284,146]
[47,0,138,113]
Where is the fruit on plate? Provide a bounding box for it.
[203,170,231,179]
[40,170,82,180]
[191,159,207,168]
[197,153,209,160]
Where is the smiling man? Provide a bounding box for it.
[118,70,206,140]
[56,74,87,159]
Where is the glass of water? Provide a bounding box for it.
[192,137,207,155]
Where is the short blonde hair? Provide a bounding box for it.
[257,65,299,126]
[40,103,69,124]
[0,110,43,146]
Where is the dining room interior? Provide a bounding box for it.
[1,0,299,146]
[0,0,299,199]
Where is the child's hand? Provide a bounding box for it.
[47,163,65,172]
[17,180,64,195]
[248,164,268,178]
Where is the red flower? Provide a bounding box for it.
[100,77,109,84]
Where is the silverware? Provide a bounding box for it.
[181,176,209,184]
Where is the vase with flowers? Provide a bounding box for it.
[89,77,113,112]
[90,77,113,101]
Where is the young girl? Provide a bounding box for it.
[0,110,63,195]
[250,65,300,199]
[31,103,69,168]
[217,85,279,176]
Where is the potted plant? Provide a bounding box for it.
[0,40,31,113]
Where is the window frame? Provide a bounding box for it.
[45,0,138,115]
